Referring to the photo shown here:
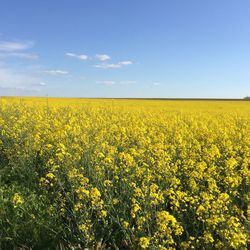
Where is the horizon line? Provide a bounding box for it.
[0,96,249,101]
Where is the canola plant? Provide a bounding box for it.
[0,97,249,249]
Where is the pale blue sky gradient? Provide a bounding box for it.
[0,0,249,98]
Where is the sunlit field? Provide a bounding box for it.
[0,97,249,249]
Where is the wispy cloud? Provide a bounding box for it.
[96,54,110,61]
[0,41,34,52]
[97,80,116,86]
[119,61,133,65]
[97,80,137,86]
[65,51,133,69]
[0,39,37,60]
[66,52,88,60]
[153,82,160,86]
[38,82,47,86]
[94,60,133,69]
[43,70,69,76]
[94,63,122,69]
[0,52,38,60]
[0,85,41,93]
[0,67,42,92]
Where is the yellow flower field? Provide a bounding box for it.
[0,97,249,249]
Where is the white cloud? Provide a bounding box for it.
[65,52,75,57]
[153,82,160,86]
[0,68,41,92]
[0,85,40,92]
[97,80,137,86]
[38,82,47,86]
[66,52,88,60]
[94,60,133,69]
[43,70,69,76]
[94,63,122,69]
[78,55,88,60]
[0,52,38,60]
[96,54,110,61]
[0,39,37,60]
[119,61,133,65]
[97,80,116,86]
[0,41,34,51]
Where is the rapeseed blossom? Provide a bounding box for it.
[12,192,24,208]
[0,97,249,249]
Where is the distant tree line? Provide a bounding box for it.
[243,96,250,100]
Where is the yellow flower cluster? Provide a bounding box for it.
[0,97,249,249]
[12,192,24,208]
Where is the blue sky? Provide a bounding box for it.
[0,0,249,98]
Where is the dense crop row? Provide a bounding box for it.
[0,98,249,249]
